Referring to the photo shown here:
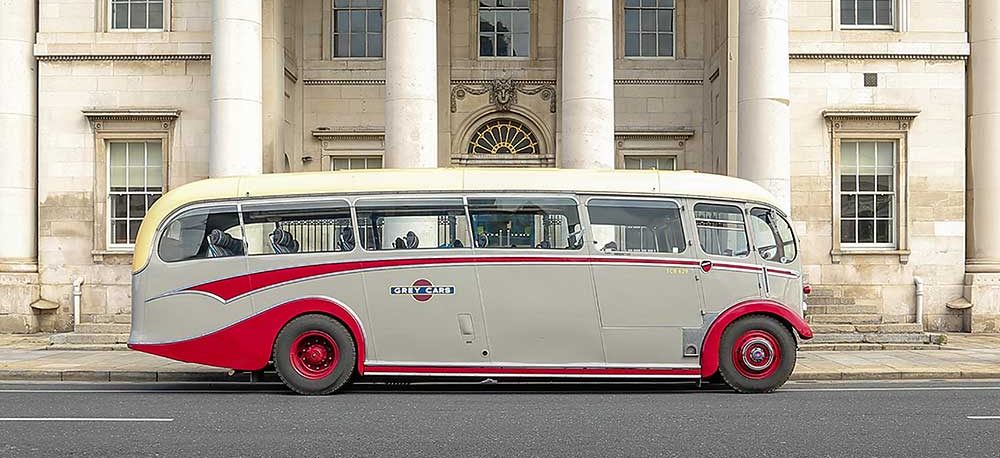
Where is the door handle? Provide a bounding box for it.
[457,313,475,343]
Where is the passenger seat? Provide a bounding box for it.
[206,229,245,257]
[269,228,300,254]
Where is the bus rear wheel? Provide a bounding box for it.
[273,314,356,395]
[717,315,796,393]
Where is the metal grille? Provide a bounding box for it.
[278,219,352,252]
[864,73,878,87]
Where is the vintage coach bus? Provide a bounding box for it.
[128,168,813,395]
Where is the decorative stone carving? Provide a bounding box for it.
[450,79,556,113]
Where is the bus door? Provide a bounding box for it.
[586,197,700,366]
[747,207,803,308]
[355,197,488,365]
[689,202,764,314]
[468,196,605,365]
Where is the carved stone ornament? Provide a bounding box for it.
[451,79,556,113]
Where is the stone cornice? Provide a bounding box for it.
[790,53,967,61]
[82,108,182,123]
[614,79,703,86]
[311,127,385,141]
[37,54,210,62]
[303,79,385,86]
[822,108,921,121]
[615,129,697,141]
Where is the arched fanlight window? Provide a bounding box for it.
[467,119,539,155]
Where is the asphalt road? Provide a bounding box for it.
[0,380,998,458]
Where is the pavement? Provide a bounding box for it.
[1,333,999,383]
[1,380,999,457]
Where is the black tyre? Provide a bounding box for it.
[717,315,796,393]
[273,314,356,395]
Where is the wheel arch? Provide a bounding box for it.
[699,299,813,378]
[274,297,369,375]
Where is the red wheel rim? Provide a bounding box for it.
[731,330,781,380]
[289,330,339,380]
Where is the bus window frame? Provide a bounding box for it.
[240,197,357,257]
[154,201,245,264]
[353,194,473,252]
[583,195,689,255]
[465,193,585,251]
[690,199,753,260]
[748,205,798,264]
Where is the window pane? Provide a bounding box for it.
[130,2,147,28]
[588,199,686,254]
[495,12,512,32]
[243,202,354,254]
[512,11,529,33]
[111,194,128,218]
[367,33,383,57]
[625,32,640,57]
[658,10,673,32]
[512,33,529,57]
[858,142,876,167]
[857,195,875,218]
[357,198,471,250]
[876,142,893,167]
[110,143,127,166]
[841,194,857,218]
[127,142,145,166]
[113,220,129,244]
[840,0,856,25]
[875,195,893,218]
[841,219,856,243]
[841,174,857,192]
[146,166,163,188]
[876,219,892,243]
[479,34,494,56]
[127,166,145,189]
[641,10,656,32]
[110,167,126,189]
[496,33,511,56]
[368,10,382,32]
[146,141,162,165]
[640,33,657,57]
[875,0,893,25]
[624,10,640,33]
[350,33,365,56]
[148,2,163,29]
[858,220,875,243]
[625,0,641,7]
[657,33,674,57]
[113,3,129,29]
[624,157,640,169]
[749,209,779,261]
[468,197,582,250]
[694,203,749,257]
[479,12,495,32]
[334,34,350,57]
[159,206,242,261]
[333,158,349,171]
[858,175,876,192]
[876,170,893,191]
[335,11,350,33]
[369,157,383,168]
[858,0,875,25]
[350,11,366,33]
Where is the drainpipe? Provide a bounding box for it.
[913,277,924,329]
[72,277,84,327]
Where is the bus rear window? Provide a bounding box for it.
[158,206,242,262]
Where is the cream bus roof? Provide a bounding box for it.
[132,168,779,271]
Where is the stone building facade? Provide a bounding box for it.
[1,0,998,333]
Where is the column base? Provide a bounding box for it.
[0,271,42,333]
[960,272,1000,333]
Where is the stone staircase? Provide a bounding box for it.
[48,318,131,351]
[802,287,946,351]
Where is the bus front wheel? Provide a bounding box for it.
[273,314,356,395]
[717,315,796,393]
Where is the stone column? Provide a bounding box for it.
[964,0,1000,332]
[210,0,264,177]
[736,0,791,212]
[0,0,37,272]
[384,0,438,168]
[262,0,286,173]
[560,0,615,169]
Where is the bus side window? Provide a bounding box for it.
[587,199,686,254]
[467,196,582,250]
[355,198,471,251]
[693,203,750,257]
[242,200,354,255]
[158,206,242,263]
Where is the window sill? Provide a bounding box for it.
[92,249,134,265]
[831,248,910,264]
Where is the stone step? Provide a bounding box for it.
[806,314,882,325]
[48,333,129,345]
[74,323,131,334]
[805,304,880,315]
[863,333,930,344]
[806,286,835,297]
[800,343,942,351]
[811,323,926,334]
[875,323,925,334]
[808,333,866,344]
[805,296,856,306]
[46,343,130,351]
[81,315,132,325]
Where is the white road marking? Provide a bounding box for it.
[967,416,1000,420]
[0,418,173,422]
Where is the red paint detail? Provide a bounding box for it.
[364,365,701,377]
[802,284,812,295]
[731,330,781,380]
[129,297,367,373]
[290,330,339,380]
[699,299,813,378]
[700,260,713,273]
[180,256,705,303]
[714,262,764,273]
[765,267,799,278]
[411,278,433,302]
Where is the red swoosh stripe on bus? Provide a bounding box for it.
[182,256,717,303]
